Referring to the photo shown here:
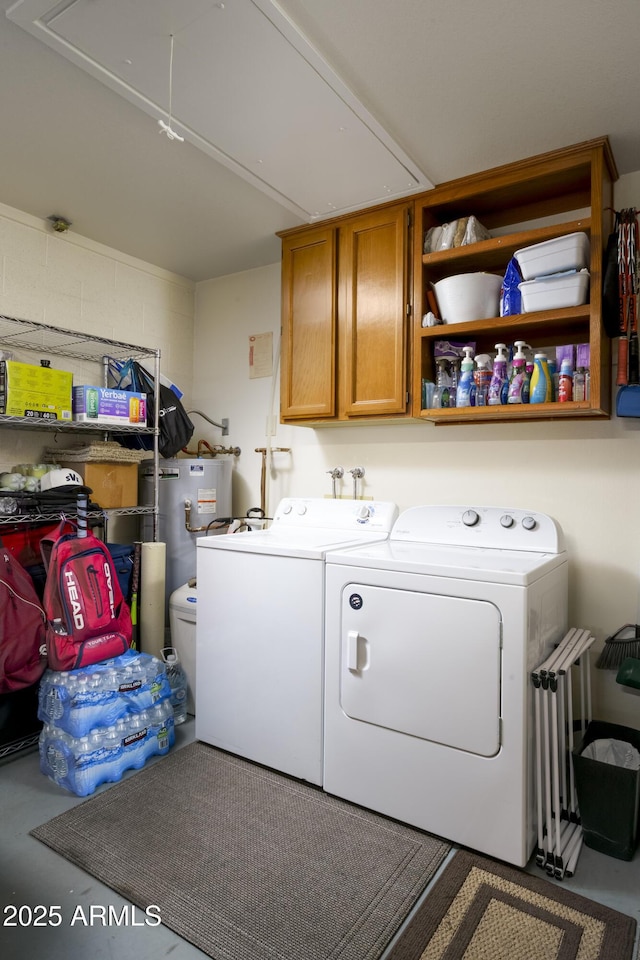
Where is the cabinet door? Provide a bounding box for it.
[281,226,337,420]
[339,204,410,418]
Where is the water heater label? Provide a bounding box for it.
[189,464,205,475]
[197,487,218,515]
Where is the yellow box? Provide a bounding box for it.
[0,360,72,420]
[62,461,139,509]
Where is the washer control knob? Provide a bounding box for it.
[500,514,514,528]
[282,503,292,515]
[357,504,371,520]
[462,509,479,527]
[297,504,307,516]
[522,515,537,531]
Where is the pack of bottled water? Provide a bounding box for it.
[38,651,175,796]
[38,650,172,738]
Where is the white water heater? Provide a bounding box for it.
[139,458,233,619]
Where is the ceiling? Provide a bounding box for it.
[1,0,640,283]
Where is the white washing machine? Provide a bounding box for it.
[196,497,398,785]
[323,504,568,867]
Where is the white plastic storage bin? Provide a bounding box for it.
[169,582,197,715]
[514,232,590,281]
[518,271,590,312]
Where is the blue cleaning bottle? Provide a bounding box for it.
[456,347,475,407]
[488,343,508,405]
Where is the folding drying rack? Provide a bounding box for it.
[531,627,596,879]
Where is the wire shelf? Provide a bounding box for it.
[0,314,161,364]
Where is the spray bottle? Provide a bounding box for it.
[474,354,492,406]
[456,347,475,408]
[432,359,451,408]
[507,340,528,404]
[449,358,460,408]
[558,357,574,402]
[488,343,508,405]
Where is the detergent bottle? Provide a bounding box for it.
[529,353,553,404]
[455,347,475,407]
[507,341,528,404]
[488,343,508,405]
[474,354,492,406]
[432,359,451,408]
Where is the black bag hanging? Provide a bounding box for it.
[112,359,195,459]
[602,212,621,338]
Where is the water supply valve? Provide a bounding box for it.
[327,466,344,499]
[349,466,365,499]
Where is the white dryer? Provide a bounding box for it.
[196,498,398,785]
[323,505,568,867]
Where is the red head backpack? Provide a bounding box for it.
[40,520,132,671]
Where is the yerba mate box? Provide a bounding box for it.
[73,385,147,425]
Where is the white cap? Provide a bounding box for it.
[40,468,89,492]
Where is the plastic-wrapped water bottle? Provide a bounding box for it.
[161,647,187,725]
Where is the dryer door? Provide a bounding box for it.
[339,584,502,757]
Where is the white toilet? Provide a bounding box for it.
[168,582,197,715]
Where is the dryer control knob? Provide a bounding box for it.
[357,504,371,520]
[500,514,514,528]
[462,509,479,527]
[282,503,292,514]
[297,504,307,516]
[522,515,537,531]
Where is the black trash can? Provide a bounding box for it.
[573,720,640,860]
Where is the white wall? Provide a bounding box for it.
[193,173,640,728]
[0,201,195,471]
[2,184,637,728]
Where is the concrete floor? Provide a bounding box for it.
[1,718,638,960]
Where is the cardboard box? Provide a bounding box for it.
[62,461,138,509]
[0,360,72,420]
[73,385,147,425]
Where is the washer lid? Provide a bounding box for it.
[197,527,393,560]
[197,497,398,559]
[326,539,567,586]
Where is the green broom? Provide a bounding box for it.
[596,623,640,669]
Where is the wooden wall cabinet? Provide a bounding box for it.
[279,202,412,423]
[412,137,618,424]
[279,137,617,428]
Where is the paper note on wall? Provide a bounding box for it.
[249,332,273,379]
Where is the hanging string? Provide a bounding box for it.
[158,34,184,142]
